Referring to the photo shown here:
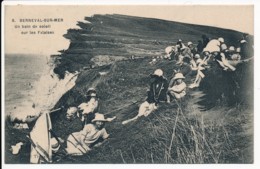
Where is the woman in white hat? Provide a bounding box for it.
[189,53,208,89]
[65,113,111,156]
[147,69,168,104]
[167,73,187,102]
[78,88,99,127]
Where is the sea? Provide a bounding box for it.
[4,54,49,116]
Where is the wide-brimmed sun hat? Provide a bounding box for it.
[194,54,201,59]
[92,113,108,122]
[153,69,163,77]
[240,39,247,44]
[229,46,235,52]
[89,93,97,97]
[87,88,96,93]
[187,41,193,46]
[173,73,185,80]
[220,44,227,51]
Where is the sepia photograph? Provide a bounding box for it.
[2,1,257,167]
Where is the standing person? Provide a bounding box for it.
[147,69,168,105]
[65,113,110,156]
[167,73,187,102]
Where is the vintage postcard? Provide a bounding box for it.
[1,1,258,168]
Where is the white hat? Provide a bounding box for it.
[203,51,210,56]
[240,39,247,43]
[92,113,108,122]
[66,107,78,118]
[51,138,60,152]
[218,37,224,43]
[90,93,97,97]
[229,46,235,51]
[221,44,227,51]
[194,54,200,59]
[187,41,193,46]
[173,73,185,80]
[87,88,96,92]
[153,69,163,77]
[178,39,182,42]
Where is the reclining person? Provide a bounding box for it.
[122,94,158,125]
[65,113,110,156]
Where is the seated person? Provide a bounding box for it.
[147,69,168,104]
[211,44,236,71]
[65,113,110,156]
[167,73,187,102]
[164,46,176,60]
[189,54,208,88]
[78,88,99,126]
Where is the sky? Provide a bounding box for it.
[3,4,254,55]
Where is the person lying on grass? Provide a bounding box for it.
[122,92,158,125]
[65,113,112,156]
[167,73,187,102]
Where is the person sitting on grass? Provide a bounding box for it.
[147,69,168,105]
[65,113,111,156]
[189,54,207,89]
[122,69,167,125]
[175,39,187,64]
[78,88,99,127]
[167,73,187,102]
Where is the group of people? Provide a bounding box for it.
[62,66,189,155]
[164,34,253,88]
[64,88,116,156]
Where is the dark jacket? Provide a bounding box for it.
[147,76,168,104]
